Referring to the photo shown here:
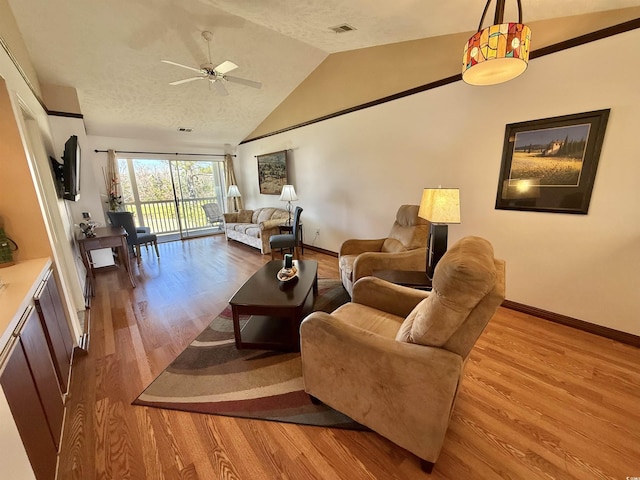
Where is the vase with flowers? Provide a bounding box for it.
[103,167,123,211]
[107,191,123,211]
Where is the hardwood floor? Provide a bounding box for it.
[57,235,640,479]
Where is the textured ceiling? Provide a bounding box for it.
[7,0,640,148]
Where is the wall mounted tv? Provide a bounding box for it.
[62,135,80,201]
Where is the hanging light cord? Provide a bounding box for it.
[476,0,523,32]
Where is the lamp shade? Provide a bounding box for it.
[462,23,531,85]
[418,188,461,224]
[227,185,241,197]
[462,0,531,86]
[279,185,298,202]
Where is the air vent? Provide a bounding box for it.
[177,127,193,133]
[329,23,356,34]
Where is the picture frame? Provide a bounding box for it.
[257,150,288,195]
[495,109,610,214]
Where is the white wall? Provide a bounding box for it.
[237,29,640,336]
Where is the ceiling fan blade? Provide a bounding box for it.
[225,75,262,89]
[162,60,203,74]
[214,60,238,74]
[169,76,205,85]
[212,80,229,96]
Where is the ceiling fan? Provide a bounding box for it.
[162,31,262,95]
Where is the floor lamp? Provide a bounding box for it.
[227,185,241,213]
[279,185,298,225]
[418,188,461,280]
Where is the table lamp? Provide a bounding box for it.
[279,185,298,225]
[418,188,461,280]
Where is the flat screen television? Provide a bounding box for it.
[62,135,80,201]
[49,155,64,198]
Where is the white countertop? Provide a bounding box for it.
[0,257,51,353]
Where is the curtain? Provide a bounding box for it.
[224,153,244,212]
[103,149,123,211]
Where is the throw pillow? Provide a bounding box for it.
[237,210,253,223]
[257,208,276,224]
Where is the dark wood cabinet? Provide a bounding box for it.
[34,269,74,393]
[1,306,62,480]
[20,305,65,449]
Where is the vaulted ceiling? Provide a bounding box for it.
[7,0,640,147]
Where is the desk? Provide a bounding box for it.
[278,223,304,254]
[372,270,432,291]
[77,227,136,295]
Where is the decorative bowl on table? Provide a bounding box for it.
[277,265,298,282]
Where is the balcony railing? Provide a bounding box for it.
[123,197,224,236]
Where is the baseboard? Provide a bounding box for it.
[74,304,90,356]
[302,244,338,257]
[299,246,638,347]
[502,300,640,348]
[74,275,92,356]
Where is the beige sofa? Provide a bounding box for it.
[223,207,289,254]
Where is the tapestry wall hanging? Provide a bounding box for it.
[495,109,610,214]
[257,150,288,195]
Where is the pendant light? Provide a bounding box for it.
[462,0,532,86]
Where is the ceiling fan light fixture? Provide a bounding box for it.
[162,29,262,93]
[462,0,531,86]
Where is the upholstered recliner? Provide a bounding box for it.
[300,236,506,472]
[339,204,430,296]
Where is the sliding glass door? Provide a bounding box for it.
[170,160,225,238]
[117,156,226,240]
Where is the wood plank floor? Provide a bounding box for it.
[57,235,640,479]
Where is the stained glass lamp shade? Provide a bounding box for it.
[462,0,531,86]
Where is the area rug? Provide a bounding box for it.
[133,279,367,430]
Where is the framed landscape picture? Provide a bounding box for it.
[257,150,288,195]
[495,109,610,214]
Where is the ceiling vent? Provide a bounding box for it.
[329,23,356,34]
[177,127,193,133]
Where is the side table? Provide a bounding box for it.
[372,270,432,291]
[77,226,136,296]
[278,223,304,254]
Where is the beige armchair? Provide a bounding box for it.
[339,204,430,296]
[300,236,506,472]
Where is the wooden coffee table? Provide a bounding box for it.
[229,260,318,351]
